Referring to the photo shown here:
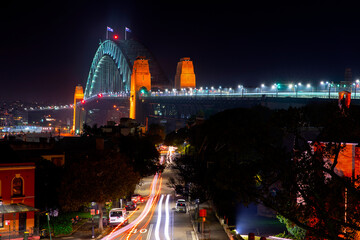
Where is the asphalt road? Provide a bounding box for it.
[102,168,197,240]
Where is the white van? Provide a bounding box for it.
[109,208,128,225]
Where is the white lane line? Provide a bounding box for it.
[155,194,164,240]
[146,223,153,240]
[164,194,171,240]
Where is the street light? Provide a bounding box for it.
[260,84,265,93]
[354,80,360,99]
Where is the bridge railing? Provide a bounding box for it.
[26,89,360,112]
[148,90,357,99]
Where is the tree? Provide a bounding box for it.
[116,135,160,177]
[35,159,62,210]
[59,150,139,231]
[147,123,166,145]
[170,104,360,239]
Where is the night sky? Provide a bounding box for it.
[2,0,360,104]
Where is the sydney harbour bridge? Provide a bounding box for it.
[61,37,360,133]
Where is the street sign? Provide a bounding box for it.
[199,209,207,217]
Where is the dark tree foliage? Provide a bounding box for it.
[59,149,139,231]
[171,104,360,239]
[147,123,166,145]
[35,159,62,210]
[116,135,160,177]
[164,127,190,153]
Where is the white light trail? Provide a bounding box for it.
[103,173,159,240]
[155,194,164,240]
[164,194,171,240]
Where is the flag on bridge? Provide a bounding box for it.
[106,26,114,40]
[125,27,132,40]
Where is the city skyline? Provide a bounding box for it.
[2,1,360,103]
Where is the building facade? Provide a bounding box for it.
[0,162,38,239]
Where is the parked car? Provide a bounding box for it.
[125,201,137,211]
[131,194,144,203]
[109,208,128,225]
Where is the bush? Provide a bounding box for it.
[275,231,296,239]
[39,211,91,236]
[276,215,306,240]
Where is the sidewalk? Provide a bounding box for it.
[188,201,230,240]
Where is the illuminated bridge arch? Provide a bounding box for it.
[84,39,170,99]
[84,40,132,98]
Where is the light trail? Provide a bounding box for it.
[133,180,163,240]
[103,173,160,240]
[128,177,163,240]
[164,194,171,240]
[154,194,164,240]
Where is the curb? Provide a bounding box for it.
[188,206,199,240]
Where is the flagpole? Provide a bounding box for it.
[125,27,127,40]
[106,28,108,40]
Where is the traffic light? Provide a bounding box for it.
[114,34,119,40]
[97,93,103,98]
[81,99,86,104]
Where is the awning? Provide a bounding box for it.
[0,203,39,214]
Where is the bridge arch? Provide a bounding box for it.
[84,40,132,98]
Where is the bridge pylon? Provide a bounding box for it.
[73,85,84,134]
[174,57,196,89]
[130,56,151,119]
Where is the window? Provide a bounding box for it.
[12,177,23,197]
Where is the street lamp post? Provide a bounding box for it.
[261,84,265,93]
[354,79,360,99]
[46,213,52,240]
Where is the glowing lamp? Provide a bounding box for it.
[81,99,85,104]
[114,35,119,40]
[98,93,103,97]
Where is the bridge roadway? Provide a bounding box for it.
[27,90,360,112]
[27,90,360,132]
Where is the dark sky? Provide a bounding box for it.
[1,0,360,104]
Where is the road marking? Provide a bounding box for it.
[164,194,171,240]
[146,224,153,240]
[155,194,164,240]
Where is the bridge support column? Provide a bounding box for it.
[130,56,151,120]
[73,85,84,134]
[174,57,196,90]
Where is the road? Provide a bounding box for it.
[101,167,197,240]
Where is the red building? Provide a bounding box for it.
[0,162,39,239]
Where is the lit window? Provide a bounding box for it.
[0,214,3,228]
[12,177,23,197]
